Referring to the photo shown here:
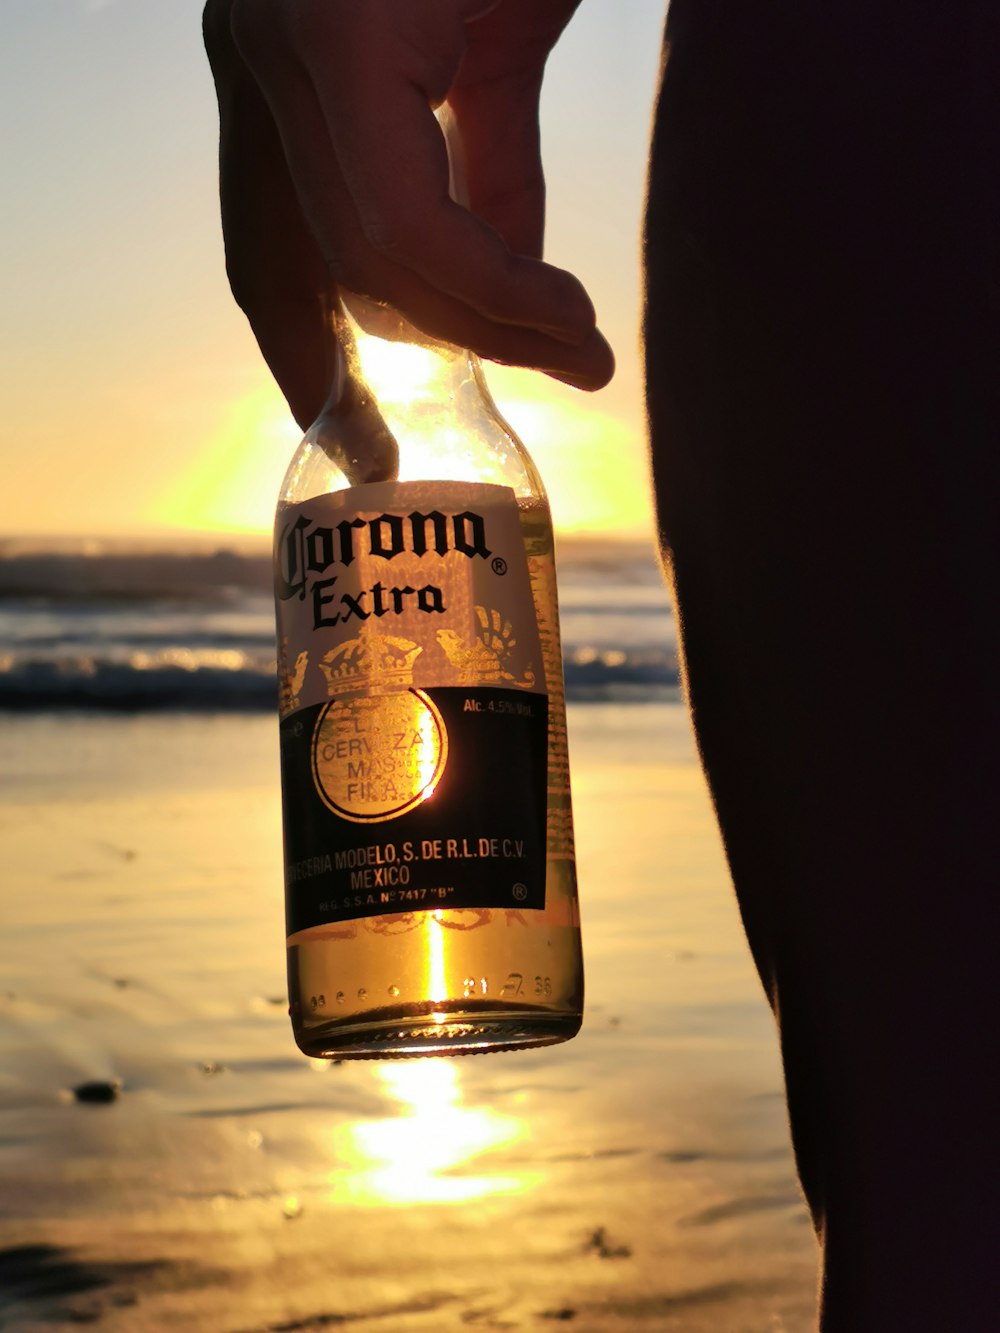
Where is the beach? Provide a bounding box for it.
[0,700,817,1331]
[0,538,818,1329]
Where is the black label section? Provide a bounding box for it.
[280,687,548,933]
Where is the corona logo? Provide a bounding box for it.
[276,507,492,603]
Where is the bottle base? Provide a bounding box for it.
[292,1002,582,1060]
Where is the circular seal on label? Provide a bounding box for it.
[311,689,448,823]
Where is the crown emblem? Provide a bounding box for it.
[319,632,423,696]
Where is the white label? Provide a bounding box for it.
[274,481,544,717]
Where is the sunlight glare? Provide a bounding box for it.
[353,334,445,406]
[328,1059,534,1207]
[149,360,652,539]
[416,703,443,800]
[485,364,654,536]
[427,910,448,1006]
[148,381,300,535]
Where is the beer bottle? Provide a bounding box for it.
[274,293,583,1057]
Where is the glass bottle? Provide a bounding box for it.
[274,293,583,1057]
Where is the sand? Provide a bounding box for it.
[0,704,817,1331]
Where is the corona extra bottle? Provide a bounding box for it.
[274,293,583,1058]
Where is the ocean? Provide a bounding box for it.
[0,535,679,710]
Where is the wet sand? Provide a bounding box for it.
[0,705,817,1330]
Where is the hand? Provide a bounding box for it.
[204,0,615,429]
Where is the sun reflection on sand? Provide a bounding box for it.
[328,1060,537,1207]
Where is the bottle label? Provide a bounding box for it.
[275,481,548,941]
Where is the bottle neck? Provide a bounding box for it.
[308,293,485,488]
[335,292,476,405]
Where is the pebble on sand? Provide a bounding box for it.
[71,1079,123,1105]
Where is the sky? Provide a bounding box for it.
[0,0,668,541]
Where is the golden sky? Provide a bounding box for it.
[0,0,666,541]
